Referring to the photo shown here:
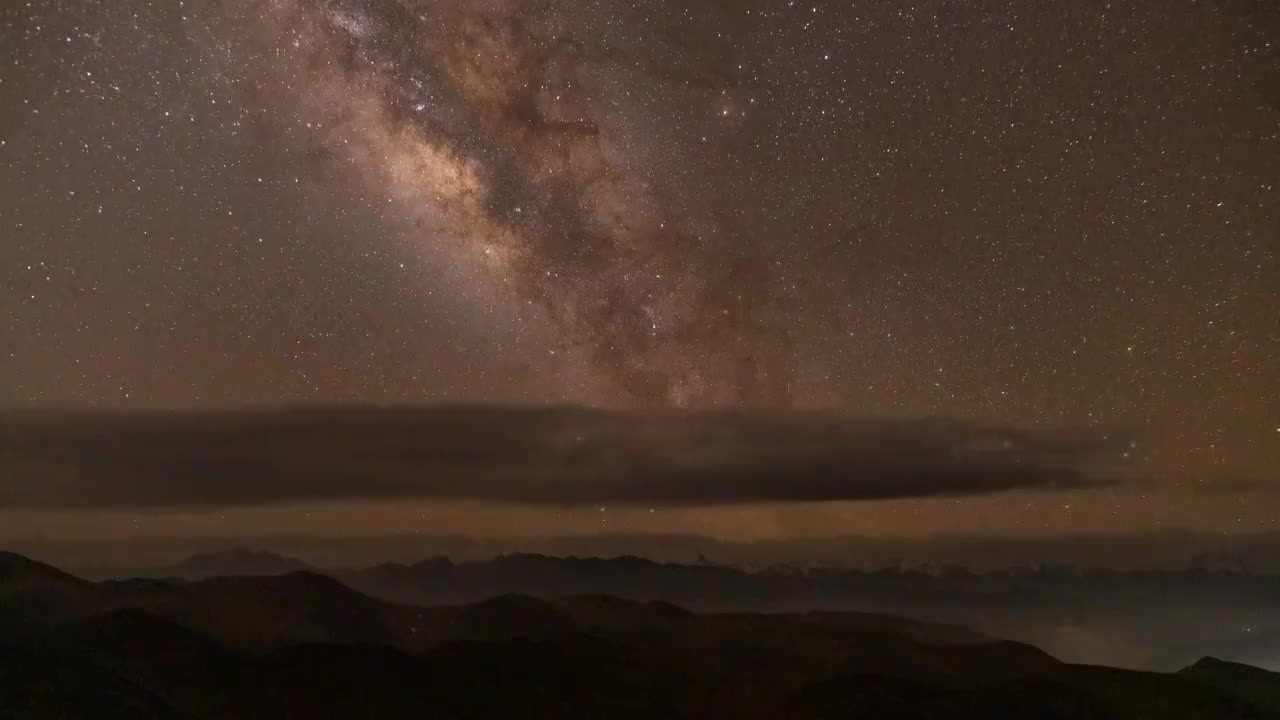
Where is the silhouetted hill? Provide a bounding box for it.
[0,551,92,597]
[0,646,182,720]
[0,551,98,635]
[1,552,1277,718]
[139,571,408,652]
[1179,657,1280,714]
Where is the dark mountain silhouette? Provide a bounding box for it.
[0,645,182,720]
[0,551,99,634]
[95,549,1280,670]
[328,553,1280,669]
[2,552,1279,718]
[1179,657,1280,715]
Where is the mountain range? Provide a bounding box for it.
[96,548,1280,672]
[3,550,1280,718]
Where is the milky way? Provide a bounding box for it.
[220,0,810,406]
[1,0,1278,536]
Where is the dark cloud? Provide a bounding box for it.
[0,407,1127,509]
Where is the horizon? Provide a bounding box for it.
[15,526,1280,575]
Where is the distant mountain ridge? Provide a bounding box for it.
[1,551,1278,719]
[63,548,1280,671]
[126,548,1280,583]
[169,548,314,579]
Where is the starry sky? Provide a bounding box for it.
[0,0,1277,545]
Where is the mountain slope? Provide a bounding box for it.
[1,552,1277,719]
[0,646,182,720]
[1179,657,1280,715]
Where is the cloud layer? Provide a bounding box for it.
[0,407,1126,509]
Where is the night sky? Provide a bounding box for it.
[1,0,1277,546]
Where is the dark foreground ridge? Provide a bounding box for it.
[2,551,1278,719]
